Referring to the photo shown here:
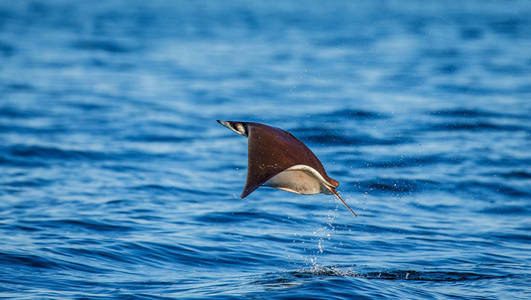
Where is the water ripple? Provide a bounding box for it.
[1,1,529,299]
[287,267,507,282]
[71,39,134,53]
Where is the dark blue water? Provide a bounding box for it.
[1,1,530,298]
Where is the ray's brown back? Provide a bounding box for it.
[241,122,338,198]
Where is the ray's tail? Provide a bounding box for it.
[331,189,357,217]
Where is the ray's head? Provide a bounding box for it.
[217,120,248,136]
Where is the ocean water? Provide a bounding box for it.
[1,0,530,299]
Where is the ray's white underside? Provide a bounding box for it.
[263,164,335,195]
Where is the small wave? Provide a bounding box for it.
[26,219,133,233]
[292,121,410,146]
[490,233,531,243]
[314,36,374,48]
[0,252,61,270]
[71,39,133,53]
[460,27,483,40]
[360,270,503,281]
[490,18,522,35]
[476,157,531,168]
[436,63,460,74]
[303,134,407,146]
[43,241,193,270]
[111,240,278,268]
[294,267,505,281]
[101,164,145,173]
[53,246,136,266]
[455,180,530,198]
[0,106,37,118]
[479,205,529,215]
[0,248,111,274]
[88,58,135,71]
[0,156,47,167]
[422,48,460,59]
[435,83,505,95]
[360,154,452,168]
[8,145,107,161]
[493,171,531,179]
[0,40,15,56]
[255,267,505,288]
[354,178,438,194]
[0,124,66,134]
[315,109,388,120]
[132,184,227,197]
[195,211,297,225]
[427,122,524,132]
[4,178,52,188]
[3,82,34,92]
[67,101,110,112]
[0,248,112,274]
[429,108,504,118]
[484,62,527,75]
[125,134,192,143]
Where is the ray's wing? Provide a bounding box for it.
[240,123,336,198]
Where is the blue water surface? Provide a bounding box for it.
[1,1,530,299]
